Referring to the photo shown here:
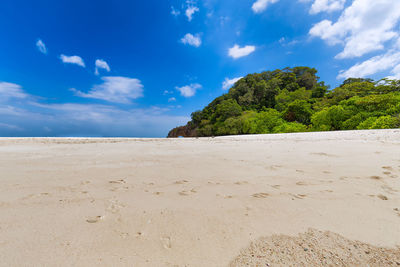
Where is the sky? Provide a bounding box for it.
[1,0,400,137]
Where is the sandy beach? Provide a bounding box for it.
[0,129,400,266]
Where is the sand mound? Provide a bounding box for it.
[230,229,400,266]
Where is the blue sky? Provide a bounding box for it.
[1,0,400,137]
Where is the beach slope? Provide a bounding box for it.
[0,130,399,266]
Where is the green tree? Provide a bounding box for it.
[283,100,313,124]
[215,99,242,121]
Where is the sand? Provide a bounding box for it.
[0,129,399,266]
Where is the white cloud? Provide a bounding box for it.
[180,33,202,47]
[175,83,202,98]
[95,59,111,75]
[168,97,176,102]
[163,90,173,95]
[390,64,400,79]
[36,39,47,54]
[228,44,256,59]
[309,0,400,59]
[71,76,144,103]
[185,5,199,21]
[0,82,29,100]
[222,77,242,90]
[338,50,400,79]
[309,0,345,14]
[60,54,85,67]
[171,6,180,16]
[252,0,279,13]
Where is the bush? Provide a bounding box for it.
[370,116,400,129]
[273,122,308,133]
[311,105,349,130]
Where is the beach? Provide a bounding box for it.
[0,129,399,266]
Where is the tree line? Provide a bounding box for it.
[168,67,400,137]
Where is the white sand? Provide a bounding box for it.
[0,129,399,266]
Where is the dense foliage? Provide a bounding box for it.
[168,67,400,137]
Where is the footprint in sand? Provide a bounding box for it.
[160,236,172,249]
[268,165,283,171]
[234,181,248,185]
[118,232,129,239]
[252,193,269,198]
[290,193,307,199]
[86,215,103,223]
[109,179,126,184]
[381,185,398,194]
[109,179,129,192]
[135,231,144,238]
[296,181,308,186]
[377,194,388,200]
[370,176,382,180]
[174,180,188,185]
[153,191,163,196]
[323,190,333,193]
[179,188,197,196]
[394,208,400,217]
[271,185,281,189]
[110,186,129,192]
[382,166,393,171]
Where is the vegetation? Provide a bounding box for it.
[168,67,400,137]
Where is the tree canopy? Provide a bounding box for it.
[168,67,400,137]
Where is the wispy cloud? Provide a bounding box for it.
[71,76,144,104]
[338,50,400,79]
[252,0,279,13]
[0,81,188,137]
[222,77,242,90]
[60,54,85,67]
[168,97,176,102]
[175,83,202,97]
[180,33,202,47]
[228,44,256,59]
[95,59,111,75]
[171,6,180,16]
[0,122,23,131]
[0,82,29,100]
[36,39,47,54]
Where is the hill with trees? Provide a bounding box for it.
[168,67,400,137]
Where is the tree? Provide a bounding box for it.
[215,99,242,121]
[283,100,313,125]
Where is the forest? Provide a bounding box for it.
[168,67,400,137]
